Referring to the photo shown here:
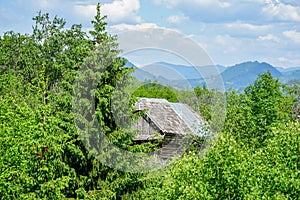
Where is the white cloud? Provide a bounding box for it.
[109,23,180,35]
[74,0,142,23]
[167,14,189,24]
[187,0,229,7]
[150,0,179,8]
[208,21,272,38]
[283,30,300,43]
[176,0,229,8]
[278,57,288,62]
[31,0,61,9]
[102,0,141,23]
[258,34,280,42]
[34,0,55,9]
[150,0,265,23]
[263,0,300,22]
[219,2,231,8]
[260,56,300,68]
[110,23,160,32]
[152,0,300,23]
[215,34,241,53]
[73,4,96,19]
[151,0,229,9]
[226,21,270,32]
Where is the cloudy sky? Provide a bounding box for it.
[1,0,300,68]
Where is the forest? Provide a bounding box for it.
[1,4,300,199]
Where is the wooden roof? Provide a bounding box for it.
[134,98,207,136]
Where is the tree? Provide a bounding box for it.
[132,82,178,102]
[244,72,293,145]
[0,3,143,199]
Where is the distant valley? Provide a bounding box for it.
[127,61,300,90]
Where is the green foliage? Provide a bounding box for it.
[226,72,294,147]
[133,82,178,102]
[89,3,109,45]
[194,85,213,121]
[126,122,300,200]
[0,97,78,199]
[289,81,300,119]
[0,3,145,199]
[245,72,293,130]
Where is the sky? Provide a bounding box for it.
[0,0,300,68]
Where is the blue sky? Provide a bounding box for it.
[0,0,300,68]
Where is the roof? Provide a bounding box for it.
[135,98,207,136]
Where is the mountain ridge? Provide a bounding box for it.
[125,60,300,90]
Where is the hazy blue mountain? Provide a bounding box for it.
[216,65,227,73]
[221,61,282,89]
[125,61,188,88]
[276,66,300,73]
[154,62,226,76]
[281,70,300,83]
[129,62,226,89]
[131,68,156,81]
[126,60,300,90]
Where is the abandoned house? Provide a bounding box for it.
[132,98,209,159]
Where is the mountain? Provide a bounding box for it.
[126,60,300,90]
[281,70,300,83]
[221,61,282,90]
[154,62,226,77]
[125,61,184,88]
[276,66,300,73]
[129,61,226,88]
[129,62,199,89]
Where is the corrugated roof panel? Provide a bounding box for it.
[170,103,207,136]
[134,98,208,136]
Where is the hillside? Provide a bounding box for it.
[281,70,300,83]
[128,60,298,90]
[127,61,225,89]
[221,61,282,89]
[276,66,300,73]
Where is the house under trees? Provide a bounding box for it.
[132,98,209,159]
